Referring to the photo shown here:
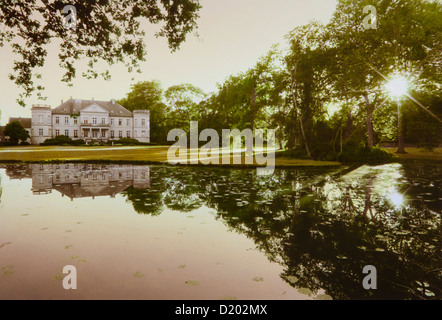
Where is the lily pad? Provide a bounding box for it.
[134,272,145,279]
[185,280,200,286]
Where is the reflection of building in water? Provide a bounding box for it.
[30,164,150,199]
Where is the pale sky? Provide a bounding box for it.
[0,0,338,124]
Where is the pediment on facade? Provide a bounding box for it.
[80,103,109,114]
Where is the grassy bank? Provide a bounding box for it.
[384,147,442,161]
[0,146,341,167]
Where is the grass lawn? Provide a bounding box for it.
[384,147,442,161]
[0,145,341,167]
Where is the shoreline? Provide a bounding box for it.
[0,146,440,167]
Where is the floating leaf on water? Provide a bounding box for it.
[157,268,163,272]
[285,275,298,284]
[216,262,224,266]
[53,272,64,281]
[41,228,48,231]
[375,248,385,252]
[1,265,14,277]
[65,230,72,233]
[64,245,73,250]
[0,242,12,249]
[178,265,186,269]
[21,214,29,217]
[253,277,264,282]
[133,272,145,279]
[185,280,200,286]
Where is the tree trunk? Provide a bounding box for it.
[250,86,257,131]
[363,92,374,148]
[289,69,312,159]
[344,110,352,142]
[396,101,406,154]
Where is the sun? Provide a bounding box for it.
[385,75,409,99]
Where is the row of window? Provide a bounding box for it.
[52,116,147,126]
[52,130,146,138]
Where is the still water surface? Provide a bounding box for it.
[0,163,440,300]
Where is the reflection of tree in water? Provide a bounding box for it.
[122,163,441,300]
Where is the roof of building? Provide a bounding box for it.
[9,117,32,128]
[52,98,133,117]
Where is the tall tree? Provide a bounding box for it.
[328,0,442,148]
[118,80,168,144]
[4,121,30,145]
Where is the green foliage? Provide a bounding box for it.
[118,80,168,144]
[338,145,395,164]
[41,136,85,146]
[4,121,30,145]
[0,1,202,106]
[111,138,152,146]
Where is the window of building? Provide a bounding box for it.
[102,118,106,125]
[127,131,130,138]
[110,130,114,138]
[111,118,114,125]
[39,115,43,123]
[65,130,69,137]
[84,118,88,124]
[65,117,69,124]
[55,117,59,124]
[142,119,146,126]
[93,131,98,138]
[55,129,60,136]
[74,118,78,124]
[39,129,43,136]
[119,131,123,138]
[127,119,130,126]
[93,118,97,125]
[119,119,122,126]
[84,130,89,137]
[142,130,145,137]
[74,130,78,138]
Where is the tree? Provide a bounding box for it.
[164,83,206,132]
[118,80,168,144]
[4,121,30,145]
[0,0,202,106]
[327,0,442,149]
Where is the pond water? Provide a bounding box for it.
[0,162,440,300]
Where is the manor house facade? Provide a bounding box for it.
[28,98,150,145]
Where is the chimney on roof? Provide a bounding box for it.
[61,99,63,104]
[111,99,115,105]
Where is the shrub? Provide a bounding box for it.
[41,135,85,146]
[338,145,395,164]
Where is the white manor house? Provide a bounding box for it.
[6,98,150,145]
